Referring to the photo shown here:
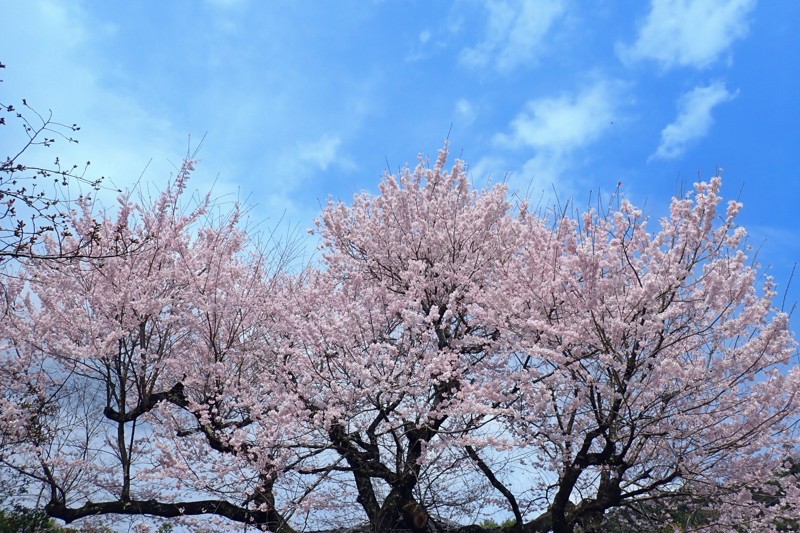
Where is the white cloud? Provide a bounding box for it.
[460,0,566,72]
[454,98,477,126]
[651,81,737,160]
[297,134,355,172]
[518,153,569,191]
[494,80,621,153]
[406,28,446,62]
[490,79,625,195]
[618,0,756,70]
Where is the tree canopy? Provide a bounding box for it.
[1,147,798,532]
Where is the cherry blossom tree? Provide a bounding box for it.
[479,178,800,532]
[0,146,797,532]
[0,161,303,531]
[281,148,520,530]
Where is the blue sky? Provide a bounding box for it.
[3,0,800,316]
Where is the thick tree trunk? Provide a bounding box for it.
[374,488,429,532]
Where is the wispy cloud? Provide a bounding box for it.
[460,0,566,72]
[297,134,355,173]
[492,79,625,188]
[494,80,621,153]
[454,98,477,127]
[405,29,438,62]
[651,81,737,160]
[618,0,756,70]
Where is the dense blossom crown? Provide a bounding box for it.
[317,146,518,300]
[1,152,798,532]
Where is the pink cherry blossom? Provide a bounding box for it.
[1,152,797,533]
